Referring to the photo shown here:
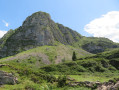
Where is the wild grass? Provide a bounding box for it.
[0,44,119,89]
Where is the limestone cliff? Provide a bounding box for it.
[0,11,119,58]
[0,11,82,58]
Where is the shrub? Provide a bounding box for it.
[57,75,67,87]
[24,80,40,90]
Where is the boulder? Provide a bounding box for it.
[0,71,17,85]
[111,81,119,90]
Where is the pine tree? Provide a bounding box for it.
[72,51,77,61]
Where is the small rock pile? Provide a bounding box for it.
[98,80,119,90]
[68,78,119,90]
[68,81,100,88]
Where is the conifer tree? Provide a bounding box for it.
[72,51,77,61]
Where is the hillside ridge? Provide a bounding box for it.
[0,11,119,58]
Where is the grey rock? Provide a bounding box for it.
[0,11,81,58]
[0,71,17,85]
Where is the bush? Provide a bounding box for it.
[95,66,106,72]
[91,83,97,89]
[41,65,57,72]
[24,80,40,90]
[57,75,67,87]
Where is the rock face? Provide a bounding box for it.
[0,71,17,85]
[0,11,119,58]
[81,37,119,54]
[0,11,82,58]
[82,43,105,53]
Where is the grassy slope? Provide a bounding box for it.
[40,48,119,82]
[0,44,92,90]
[0,46,119,89]
[0,44,91,66]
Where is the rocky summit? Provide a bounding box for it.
[0,11,82,58]
[0,11,119,58]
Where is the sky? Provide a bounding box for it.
[1,0,119,42]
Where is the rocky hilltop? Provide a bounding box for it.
[0,11,82,58]
[0,11,119,58]
[79,37,119,54]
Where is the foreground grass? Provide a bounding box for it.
[69,72,119,82]
[55,86,91,90]
[55,71,119,83]
[0,85,90,90]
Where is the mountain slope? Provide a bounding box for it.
[0,11,82,58]
[0,11,119,58]
[76,37,119,54]
[0,36,119,90]
[40,48,119,74]
[0,44,91,66]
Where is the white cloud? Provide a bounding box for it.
[2,20,9,27]
[0,30,7,38]
[84,11,119,42]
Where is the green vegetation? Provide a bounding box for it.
[57,75,67,87]
[0,46,119,89]
[41,58,118,74]
[0,29,16,48]
[72,51,77,61]
[74,37,119,53]
[0,44,91,65]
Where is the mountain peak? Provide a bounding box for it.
[22,11,51,26]
[1,11,118,58]
[0,11,82,58]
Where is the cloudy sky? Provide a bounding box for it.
[85,11,119,42]
[0,0,119,42]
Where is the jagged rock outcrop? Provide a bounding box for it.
[0,71,17,85]
[0,11,82,58]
